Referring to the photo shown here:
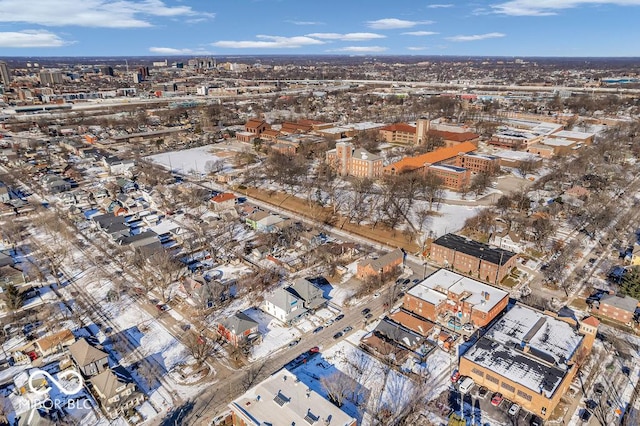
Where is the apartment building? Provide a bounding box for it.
[429,233,517,284]
[459,304,598,420]
[591,294,638,324]
[379,123,416,144]
[403,269,509,328]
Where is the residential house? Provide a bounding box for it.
[68,338,109,377]
[0,265,26,287]
[360,332,411,366]
[41,175,71,194]
[286,278,326,311]
[387,309,435,337]
[35,329,76,356]
[459,304,597,420]
[356,248,404,280]
[217,311,261,347]
[102,156,135,176]
[430,233,517,284]
[0,251,14,267]
[373,318,424,350]
[210,193,236,211]
[630,243,640,266]
[260,287,306,324]
[229,369,357,426]
[489,229,525,253]
[403,269,509,328]
[591,294,638,324]
[325,141,383,178]
[90,366,144,420]
[245,211,285,232]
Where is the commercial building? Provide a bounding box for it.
[429,233,517,284]
[326,141,383,178]
[229,369,357,426]
[403,269,509,328]
[379,123,416,144]
[459,304,598,420]
[0,61,11,86]
[383,141,476,174]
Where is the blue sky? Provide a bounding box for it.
[0,0,639,57]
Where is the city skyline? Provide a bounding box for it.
[0,0,639,57]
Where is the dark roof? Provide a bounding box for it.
[433,233,516,266]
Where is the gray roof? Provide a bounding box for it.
[600,294,639,313]
[374,318,423,349]
[221,312,259,336]
[360,248,404,271]
[68,337,108,368]
[287,278,325,309]
[90,366,134,399]
[266,287,302,312]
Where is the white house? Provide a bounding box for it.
[260,287,306,324]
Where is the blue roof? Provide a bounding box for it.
[83,209,99,219]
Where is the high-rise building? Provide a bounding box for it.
[39,70,65,86]
[0,61,11,86]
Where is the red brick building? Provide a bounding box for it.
[402,269,509,328]
[356,248,404,280]
[429,233,517,284]
[592,294,638,324]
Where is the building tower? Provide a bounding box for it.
[335,141,353,176]
[0,61,11,86]
[415,116,430,145]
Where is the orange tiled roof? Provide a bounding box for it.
[212,193,236,203]
[380,123,416,134]
[384,141,477,173]
[429,129,479,142]
[581,316,600,328]
[245,119,266,129]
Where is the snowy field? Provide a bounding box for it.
[147,145,233,176]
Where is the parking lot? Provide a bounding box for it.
[451,380,544,426]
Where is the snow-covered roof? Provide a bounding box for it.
[552,130,594,140]
[462,304,583,398]
[493,150,541,161]
[416,269,508,313]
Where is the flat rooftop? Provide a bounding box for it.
[414,269,508,313]
[432,233,516,266]
[462,304,583,398]
[230,369,356,426]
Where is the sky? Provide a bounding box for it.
[0,0,639,57]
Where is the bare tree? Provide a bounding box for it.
[145,250,185,302]
[184,332,219,367]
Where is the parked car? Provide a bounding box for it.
[313,326,324,334]
[364,313,373,320]
[458,377,474,393]
[156,304,169,312]
[289,339,300,347]
[450,370,461,383]
[361,308,371,315]
[593,383,605,397]
[324,319,334,326]
[333,331,343,339]
[373,292,380,298]
[342,326,353,334]
[308,346,320,354]
[508,403,520,416]
[27,351,38,361]
[478,386,488,398]
[529,415,543,426]
[335,314,345,321]
[579,409,592,422]
[490,392,503,406]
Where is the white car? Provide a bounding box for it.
[508,403,520,416]
[373,292,380,298]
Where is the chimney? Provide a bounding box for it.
[485,292,490,301]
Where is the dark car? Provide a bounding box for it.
[478,386,488,398]
[333,331,343,339]
[335,314,345,321]
[365,313,373,320]
[579,409,592,422]
[530,415,543,426]
[313,326,324,334]
[361,308,371,315]
[593,383,605,396]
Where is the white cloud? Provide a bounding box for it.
[402,31,439,36]
[287,20,324,25]
[407,46,429,50]
[427,3,453,7]
[0,0,214,28]
[492,0,640,16]
[330,46,388,53]
[149,47,212,55]
[366,18,433,29]
[0,30,69,47]
[212,35,324,49]
[306,32,385,41]
[446,32,506,41]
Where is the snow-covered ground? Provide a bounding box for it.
[147,145,233,176]
[246,308,302,361]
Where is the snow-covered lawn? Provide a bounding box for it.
[247,308,301,361]
[147,145,233,176]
